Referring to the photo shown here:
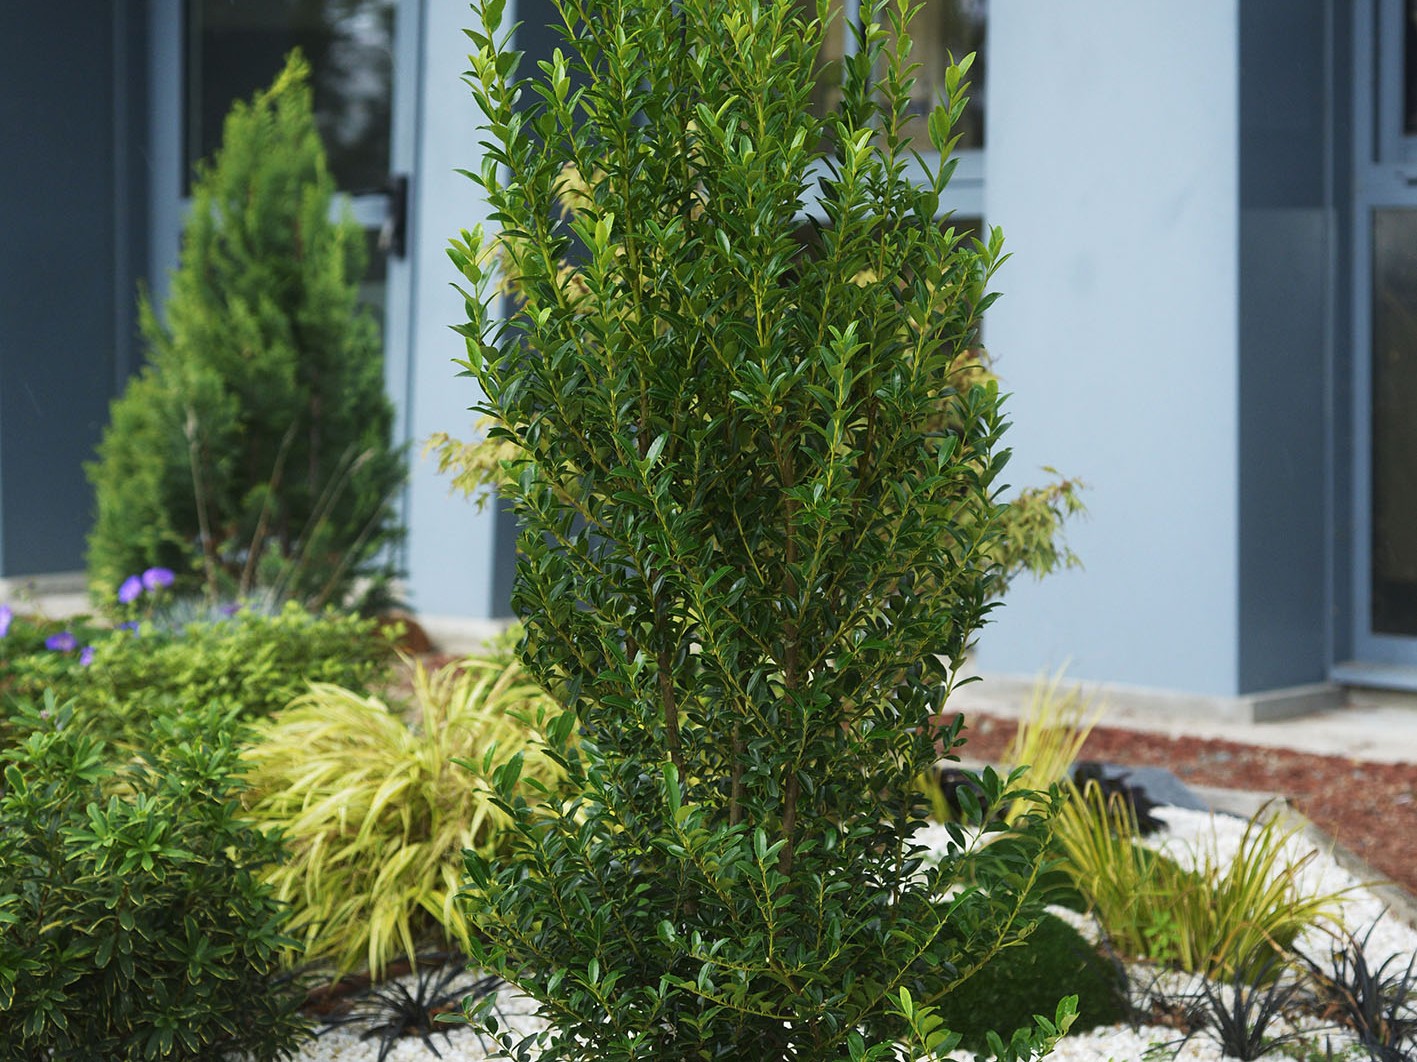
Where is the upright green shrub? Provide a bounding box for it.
[87,51,404,609]
[453,2,1071,1059]
[0,698,307,1060]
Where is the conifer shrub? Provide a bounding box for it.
[452,1,1073,1058]
[86,52,404,610]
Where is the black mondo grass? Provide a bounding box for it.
[1134,950,1312,1061]
[1301,923,1417,1062]
[317,958,504,1062]
[1188,951,1313,1060]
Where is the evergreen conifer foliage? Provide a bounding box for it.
[454,1,1073,1059]
[87,53,403,608]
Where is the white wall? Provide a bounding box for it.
[974,1,1242,696]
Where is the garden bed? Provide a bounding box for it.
[279,800,1417,1062]
[960,713,1417,901]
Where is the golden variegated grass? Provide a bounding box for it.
[918,671,1099,825]
[242,655,567,979]
[1054,782,1351,981]
[1000,670,1100,825]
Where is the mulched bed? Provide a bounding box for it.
[956,713,1417,899]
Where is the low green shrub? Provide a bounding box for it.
[2,601,396,752]
[932,912,1128,1051]
[0,697,308,1060]
[243,655,568,978]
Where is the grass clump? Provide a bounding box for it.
[242,655,568,979]
[1055,784,1349,982]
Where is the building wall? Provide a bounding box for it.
[975,0,1244,696]
[0,7,145,579]
[0,2,1355,682]
[397,0,506,623]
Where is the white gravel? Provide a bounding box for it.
[273,806,1417,1062]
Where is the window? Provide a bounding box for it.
[185,0,397,195]
[1406,0,1417,137]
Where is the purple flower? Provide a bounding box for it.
[118,620,140,633]
[141,567,175,592]
[0,604,11,638]
[79,646,95,666]
[118,575,144,604]
[45,631,77,652]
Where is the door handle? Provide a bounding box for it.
[380,174,410,259]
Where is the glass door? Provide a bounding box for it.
[183,0,409,330]
[1350,0,1417,672]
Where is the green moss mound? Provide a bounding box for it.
[937,912,1129,1050]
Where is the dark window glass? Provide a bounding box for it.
[1371,208,1417,634]
[186,0,396,194]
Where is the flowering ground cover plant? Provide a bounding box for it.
[451,1,1074,1058]
[0,605,107,674]
[1,594,395,753]
[0,567,176,694]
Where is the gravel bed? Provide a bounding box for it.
[274,806,1417,1062]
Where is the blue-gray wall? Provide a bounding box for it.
[976,0,1244,696]
[397,0,506,621]
[975,0,1346,699]
[0,1,1357,682]
[0,6,146,578]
